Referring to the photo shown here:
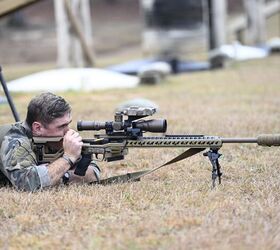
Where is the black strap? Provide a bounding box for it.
[91,147,206,185]
[91,170,149,185]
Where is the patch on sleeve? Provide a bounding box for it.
[1,137,37,171]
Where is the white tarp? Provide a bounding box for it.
[209,41,269,61]
[7,68,139,92]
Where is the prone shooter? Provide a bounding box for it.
[32,106,280,188]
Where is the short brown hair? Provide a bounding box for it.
[26,92,71,127]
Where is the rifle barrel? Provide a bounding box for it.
[222,138,257,143]
[223,134,280,146]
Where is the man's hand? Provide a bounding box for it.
[63,129,83,163]
[46,129,83,186]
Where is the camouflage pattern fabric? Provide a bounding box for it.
[0,123,42,191]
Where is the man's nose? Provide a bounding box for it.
[63,126,70,135]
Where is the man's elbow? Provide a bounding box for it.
[9,167,46,192]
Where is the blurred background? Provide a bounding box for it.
[0,0,279,79]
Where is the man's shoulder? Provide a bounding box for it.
[1,122,36,171]
[1,123,31,154]
[3,122,31,140]
[0,124,13,146]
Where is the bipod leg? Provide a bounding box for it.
[0,66,20,122]
[203,148,222,188]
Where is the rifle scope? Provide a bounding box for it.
[77,119,167,133]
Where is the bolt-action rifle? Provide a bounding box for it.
[32,106,280,187]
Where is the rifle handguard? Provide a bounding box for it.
[257,134,280,146]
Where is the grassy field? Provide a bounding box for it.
[0,55,280,249]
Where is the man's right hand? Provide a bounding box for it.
[63,129,83,163]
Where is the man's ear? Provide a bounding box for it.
[32,121,43,136]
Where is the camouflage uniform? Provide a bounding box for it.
[0,122,51,191]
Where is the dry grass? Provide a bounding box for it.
[0,56,280,249]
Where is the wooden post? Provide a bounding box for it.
[208,0,227,68]
[64,0,95,67]
[71,0,84,66]
[244,0,266,45]
[80,0,93,49]
[54,0,94,67]
[208,0,227,50]
[54,0,71,67]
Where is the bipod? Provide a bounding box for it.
[0,66,20,122]
[203,148,222,188]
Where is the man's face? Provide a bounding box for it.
[38,112,72,137]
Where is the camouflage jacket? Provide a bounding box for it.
[0,122,51,191]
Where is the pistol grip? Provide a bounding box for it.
[74,154,92,176]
